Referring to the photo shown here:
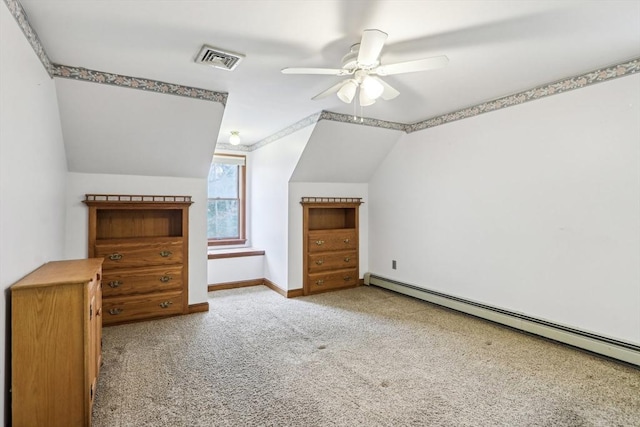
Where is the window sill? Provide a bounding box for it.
[208,248,265,260]
[208,239,247,247]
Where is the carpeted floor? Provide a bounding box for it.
[92,285,640,426]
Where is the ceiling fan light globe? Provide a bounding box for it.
[337,80,357,103]
[359,89,376,107]
[361,76,384,100]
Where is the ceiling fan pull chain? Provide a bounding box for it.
[353,95,357,121]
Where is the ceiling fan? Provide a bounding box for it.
[281,29,449,107]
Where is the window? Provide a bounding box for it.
[207,154,246,245]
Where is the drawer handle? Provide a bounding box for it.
[343,276,352,281]
[315,260,324,265]
[159,275,173,283]
[159,301,173,309]
[315,240,325,246]
[108,253,123,261]
[159,250,172,257]
[344,257,351,262]
[108,308,123,315]
[343,238,350,244]
[315,280,324,286]
[108,280,122,288]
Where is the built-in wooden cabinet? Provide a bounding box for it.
[11,258,104,427]
[84,194,192,325]
[301,197,363,295]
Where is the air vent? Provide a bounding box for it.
[195,45,244,71]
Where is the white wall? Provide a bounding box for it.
[0,4,68,424]
[65,172,209,305]
[369,74,640,345]
[288,183,369,290]
[250,127,312,289]
[207,256,264,284]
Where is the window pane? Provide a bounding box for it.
[208,163,238,199]
[207,199,239,239]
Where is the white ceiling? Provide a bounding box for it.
[56,78,224,177]
[19,0,640,146]
[291,120,402,183]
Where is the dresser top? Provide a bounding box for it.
[11,258,103,290]
[84,194,192,204]
[300,197,362,204]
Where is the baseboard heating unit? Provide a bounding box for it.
[364,273,640,367]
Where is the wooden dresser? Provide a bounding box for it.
[301,197,363,295]
[11,258,104,427]
[84,194,192,325]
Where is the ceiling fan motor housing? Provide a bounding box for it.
[341,44,360,70]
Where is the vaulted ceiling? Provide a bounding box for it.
[55,77,224,178]
[19,0,640,149]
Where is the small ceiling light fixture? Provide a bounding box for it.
[229,131,241,145]
[337,79,358,103]
[361,75,384,100]
[335,71,385,107]
[358,88,376,107]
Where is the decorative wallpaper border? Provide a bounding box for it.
[5,0,227,106]
[238,111,405,152]
[319,111,406,132]
[4,0,54,76]
[406,57,640,133]
[54,65,228,106]
[249,112,322,150]
[6,0,638,151]
[226,56,639,151]
[215,142,252,152]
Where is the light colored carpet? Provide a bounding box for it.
[93,285,640,426]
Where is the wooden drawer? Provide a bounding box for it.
[95,238,183,269]
[102,265,182,297]
[102,291,183,325]
[308,229,357,253]
[307,268,358,293]
[308,250,357,273]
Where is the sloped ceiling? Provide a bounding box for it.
[7,0,640,182]
[55,78,223,178]
[290,120,402,183]
[18,1,640,146]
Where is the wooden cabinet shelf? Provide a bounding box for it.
[84,194,192,325]
[307,208,356,230]
[95,208,184,239]
[301,198,362,296]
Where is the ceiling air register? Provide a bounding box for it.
[195,45,244,71]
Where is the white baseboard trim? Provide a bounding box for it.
[364,273,640,366]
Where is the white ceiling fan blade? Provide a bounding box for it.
[371,76,400,101]
[311,81,347,100]
[281,67,346,75]
[357,29,388,66]
[374,55,449,76]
